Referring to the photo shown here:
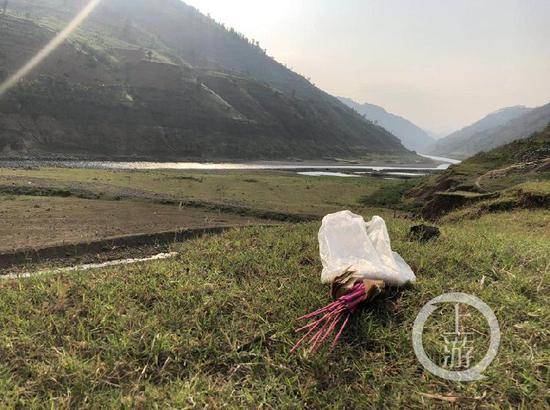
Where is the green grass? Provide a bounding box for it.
[437,181,550,222]
[0,209,548,408]
[515,181,550,195]
[0,168,401,216]
[413,126,549,193]
[359,178,421,210]
[407,127,550,219]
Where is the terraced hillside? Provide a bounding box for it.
[0,1,410,160]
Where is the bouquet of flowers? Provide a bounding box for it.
[292,211,416,354]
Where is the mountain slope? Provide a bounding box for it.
[459,102,550,157]
[428,105,534,158]
[338,97,435,152]
[0,0,410,160]
[408,124,550,218]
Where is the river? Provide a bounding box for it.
[0,154,460,177]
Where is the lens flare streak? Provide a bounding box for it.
[0,0,102,97]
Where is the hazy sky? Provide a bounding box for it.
[184,0,550,135]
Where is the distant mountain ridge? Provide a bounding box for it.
[0,0,410,161]
[338,97,435,152]
[428,105,538,159]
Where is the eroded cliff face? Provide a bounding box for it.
[0,7,408,160]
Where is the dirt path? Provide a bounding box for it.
[475,159,549,191]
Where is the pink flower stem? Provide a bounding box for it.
[312,311,345,352]
[330,312,351,351]
[292,281,377,354]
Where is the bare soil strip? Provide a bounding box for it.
[0,194,282,273]
[0,196,279,250]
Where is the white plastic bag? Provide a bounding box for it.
[318,210,416,286]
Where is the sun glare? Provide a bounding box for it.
[0,0,103,97]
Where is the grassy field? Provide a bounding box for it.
[0,167,404,216]
[0,206,548,407]
[0,163,548,407]
[0,168,406,258]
